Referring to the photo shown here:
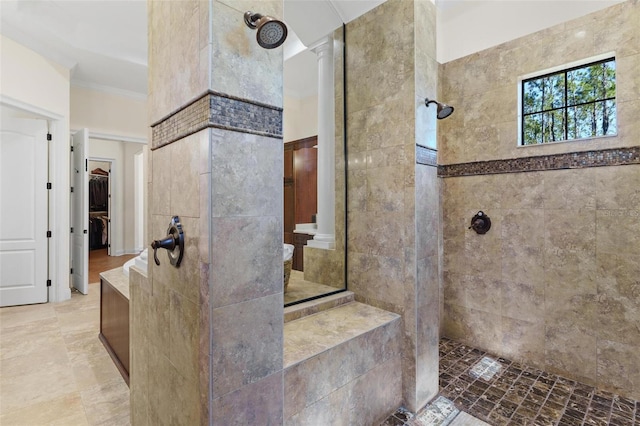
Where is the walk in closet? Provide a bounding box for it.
[88,160,110,250]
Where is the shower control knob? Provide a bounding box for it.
[469,211,491,234]
[150,216,184,267]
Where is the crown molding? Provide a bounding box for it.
[71,80,147,101]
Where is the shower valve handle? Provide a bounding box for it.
[150,216,184,267]
[469,211,491,234]
[151,236,176,265]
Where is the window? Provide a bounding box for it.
[521,57,616,145]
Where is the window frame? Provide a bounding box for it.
[517,53,617,147]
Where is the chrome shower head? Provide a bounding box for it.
[425,98,455,119]
[244,11,288,49]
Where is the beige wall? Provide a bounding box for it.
[0,35,70,118]
[70,86,147,139]
[284,94,318,142]
[0,35,71,302]
[436,0,626,63]
[440,0,640,399]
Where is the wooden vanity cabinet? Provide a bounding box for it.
[99,275,130,386]
[293,232,314,271]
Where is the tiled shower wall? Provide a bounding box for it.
[346,0,441,412]
[133,0,285,424]
[439,0,640,400]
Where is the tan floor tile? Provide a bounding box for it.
[0,327,67,361]
[81,378,130,426]
[71,353,124,391]
[56,309,100,333]
[95,412,131,426]
[0,343,70,379]
[0,392,89,426]
[53,292,100,315]
[0,303,57,328]
[0,362,78,412]
[63,329,109,363]
[0,286,130,425]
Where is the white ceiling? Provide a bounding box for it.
[0,0,385,99]
[1,0,622,99]
[0,0,148,97]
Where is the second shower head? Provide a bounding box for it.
[425,98,454,119]
[244,11,288,49]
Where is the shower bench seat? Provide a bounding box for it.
[283,300,402,424]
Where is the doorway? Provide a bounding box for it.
[87,159,112,284]
[88,160,111,252]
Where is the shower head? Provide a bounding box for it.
[244,11,288,49]
[425,98,454,119]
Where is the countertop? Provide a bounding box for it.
[99,267,129,300]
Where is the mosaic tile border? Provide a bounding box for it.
[416,145,438,167]
[437,146,640,178]
[151,90,283,150]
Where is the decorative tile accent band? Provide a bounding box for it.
[151,90,283,150]
[416,145,438,167]
[438,146,640,177]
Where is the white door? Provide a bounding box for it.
[71,129,89,294]
[0,117,49,307]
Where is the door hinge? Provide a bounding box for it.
[47,182,52,190]
[85,159,88,172]
[46,231,52,238]
[70,268,74,274]
[70,227,74,233]
[70,187,74,193]
[47,133,52,141]
[70,145,74,152]
[83,229,88,234]
[46,279,52,287]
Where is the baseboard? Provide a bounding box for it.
[118,249,143,256]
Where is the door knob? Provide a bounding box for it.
[151,216,184,267]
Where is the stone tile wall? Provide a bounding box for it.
[439,0,640,400]
[346,0,441,412]
[412,0,441,411]
[133,0,285,424]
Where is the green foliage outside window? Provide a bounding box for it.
[521,58,616,145]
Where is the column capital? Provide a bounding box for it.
[310,36,333,56]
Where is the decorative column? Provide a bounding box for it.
[308,36,336,250]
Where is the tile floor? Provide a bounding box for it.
[0,286,130,426]
[384,338,639,425]
[4,287,640,426]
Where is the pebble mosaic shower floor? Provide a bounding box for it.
[382,337,639,426]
